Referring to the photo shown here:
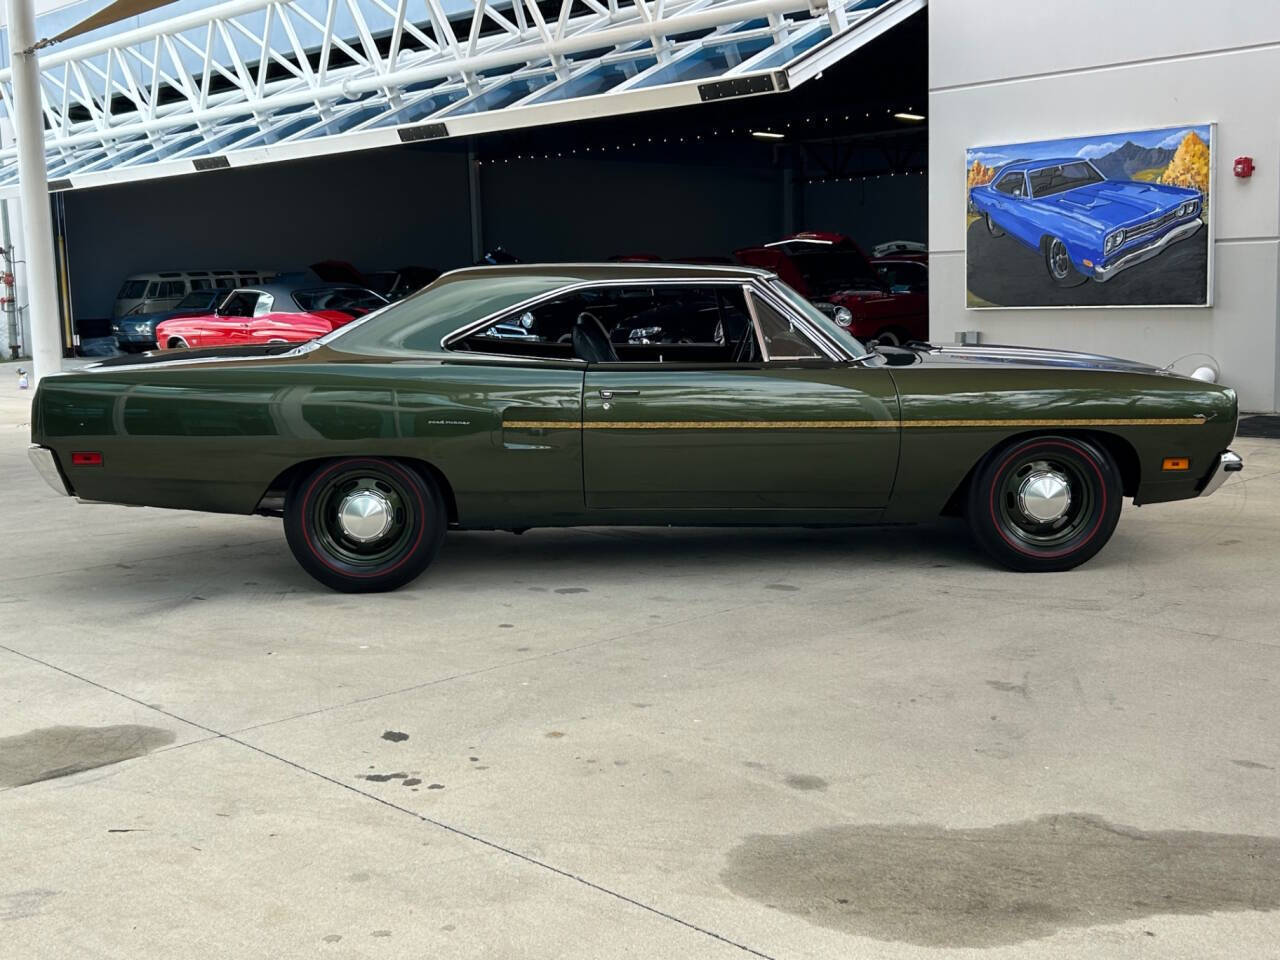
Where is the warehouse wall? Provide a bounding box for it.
[479,157,783,261]
[928,1,1280,411]
[62,146,474,321]
[803,174,927,252]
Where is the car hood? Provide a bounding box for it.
[1038,181,1198,231]
[915,343,1176,376]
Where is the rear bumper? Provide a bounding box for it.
[1092,218,1202,282]
[1199,450,1244,498]
[29,445,72,497]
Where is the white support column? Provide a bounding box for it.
[5,0,62,384]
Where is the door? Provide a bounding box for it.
[581,285,899,515]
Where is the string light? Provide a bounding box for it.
[473,108,925,168]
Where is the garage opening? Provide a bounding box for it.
[44,3,926,353]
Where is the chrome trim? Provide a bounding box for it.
[1199,449,1243,498]
[28,445,71,497]
[1093,218,1203,282]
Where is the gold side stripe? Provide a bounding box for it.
[504,417,1206,430]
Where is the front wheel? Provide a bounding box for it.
[966,436,1122,572]
[284,458,446,592]
[1044,237,1088,287]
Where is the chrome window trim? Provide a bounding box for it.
[441,277,766,364]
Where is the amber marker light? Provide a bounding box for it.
[1162,457,1190,472]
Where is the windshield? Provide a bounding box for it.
[768,279,869,359]
[1028,161,1104,198]
[292,287,387,314]
[787,250,880,296]
[117,280,147,299]
[177,291,217,309]
[322,273,580,355]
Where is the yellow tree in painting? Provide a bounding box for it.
[1159,132,1210,196]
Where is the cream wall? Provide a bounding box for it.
[928,1,1280,411]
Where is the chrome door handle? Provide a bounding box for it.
[598,389,639,400]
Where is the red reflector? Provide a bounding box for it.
[71,451,103,466]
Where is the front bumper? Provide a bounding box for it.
[1199,450,1244,498]
[29,445,72,497]
[1093,217,1203,282]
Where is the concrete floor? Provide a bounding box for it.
[2,360,1278,959]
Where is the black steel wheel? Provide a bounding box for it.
[284,458,446,592]
[985,213,1005,238]
[1044,236,1088,287]
[966,436,1122,572]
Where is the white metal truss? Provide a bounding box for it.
[0,0,923,196]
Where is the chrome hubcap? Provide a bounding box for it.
[1017,469,1072,523]
[336,489,394,543]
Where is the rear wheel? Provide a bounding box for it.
[985,214,1005,238]
[284,458,446,592]
[966,436,1121,572]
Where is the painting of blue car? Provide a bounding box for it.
[966,125,1212,308]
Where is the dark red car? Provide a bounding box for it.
[156,282,386,351]
[734,232,928,345]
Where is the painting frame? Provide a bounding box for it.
[965,122,1216,311]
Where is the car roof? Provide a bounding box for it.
[995,157,1093,175]
[437,262,774,284]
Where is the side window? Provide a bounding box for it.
[457,284,759,363]
[994,172,1026,197]
[144,281,160,298]
[253,294,274,317]
[220,291,259,318]
[748,292,824,360]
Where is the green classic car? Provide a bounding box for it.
[29,263,1242,592]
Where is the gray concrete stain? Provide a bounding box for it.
[554,587,589,594]
[784,774,828,791]
[986,675,1031,699]
[765,583,800,592]
[1232,759,1274,770]
[0,725,176,788]
[380,730,409,743]
[0,889,60,921]
[359,772,407,783]
[721,813,1280,947]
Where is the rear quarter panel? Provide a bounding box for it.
[32,352,585,524]
[883,365,1237,520]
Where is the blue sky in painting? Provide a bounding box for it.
[966,124,1211,169]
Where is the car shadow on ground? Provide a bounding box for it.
[966,219,1208,307]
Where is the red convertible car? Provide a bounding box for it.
[156,282,386,350]
[735,232,927,345]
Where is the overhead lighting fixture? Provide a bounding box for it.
[751,130,785,140]
[894,112,926,122]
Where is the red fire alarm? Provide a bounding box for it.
[1233,156,1255,178]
